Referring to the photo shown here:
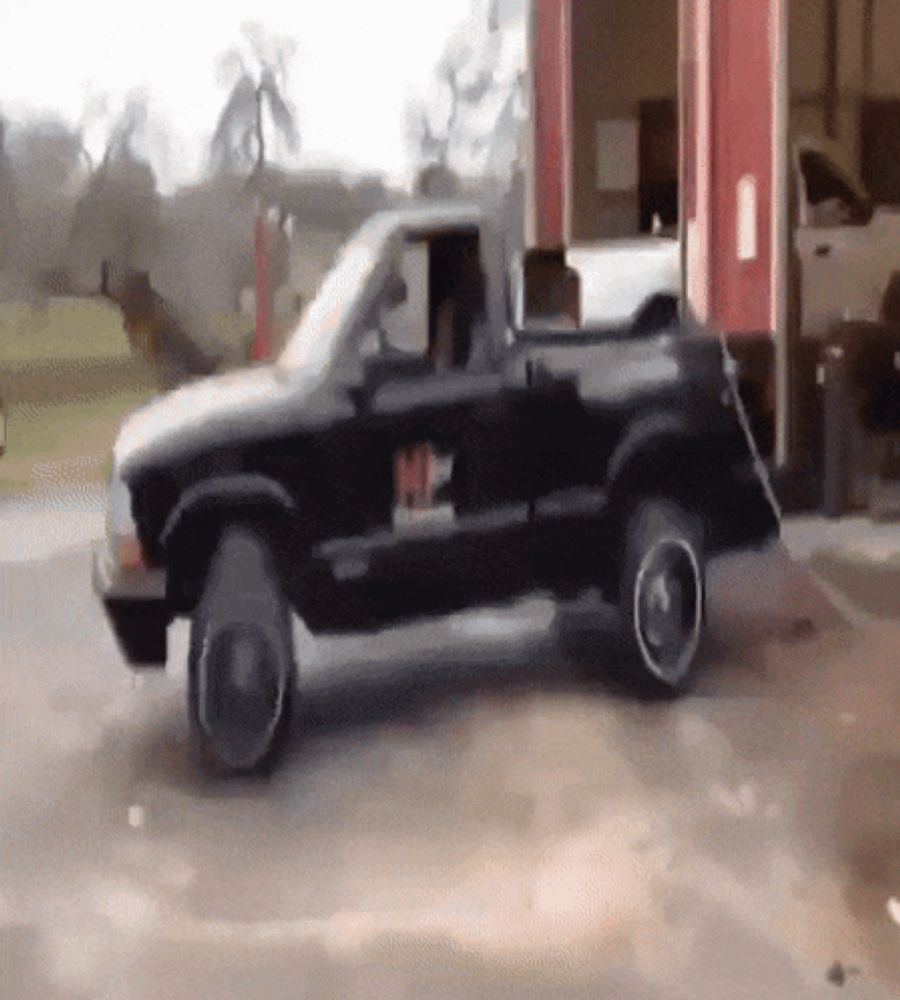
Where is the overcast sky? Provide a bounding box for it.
[0,0,472,191]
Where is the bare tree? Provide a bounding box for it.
[64,93,216,386]
[407,23,493,196]
[67,92,160,290]
[436,31,493,153]
[0,116,89,297]
[210,22,299,179]
[406,101,450,169]
[100,91,149,167]
[209,24,300,361]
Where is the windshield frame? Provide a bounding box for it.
[277,215,395,377]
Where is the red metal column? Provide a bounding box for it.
[531,0,573,249]
[253,207,273,362]
[681,0,786,338]
[680,0,708,321]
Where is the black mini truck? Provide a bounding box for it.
[93,204,778,773]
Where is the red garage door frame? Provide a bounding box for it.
[530,0,573,249]
[529,0,787,331]
[529,0,790,464]
[681,0,786,335]
[682,0,790,464]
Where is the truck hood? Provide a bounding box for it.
[114,365,318,476]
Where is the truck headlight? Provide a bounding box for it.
[107,466,148,570]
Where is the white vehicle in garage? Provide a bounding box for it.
[569,235,680,329]
[792,137,900,335]
[571,137,900,336]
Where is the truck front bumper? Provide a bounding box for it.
[92,542,170,667]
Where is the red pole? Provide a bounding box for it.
[682,0,783,338]
[253,208,272,361]
[532,0,573,249]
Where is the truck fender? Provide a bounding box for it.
[605,411,776,555]
[606,411,696,490]
[160,474,298,550]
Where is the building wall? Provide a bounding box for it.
[470,0,900,251]
[790,0,856,168]
[570,0,678,241]
[790,0,900,195]
[566,0,900,244]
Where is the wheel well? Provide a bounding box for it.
[631,293,679,336]
[164,499,298,616]
[604,435,745,585]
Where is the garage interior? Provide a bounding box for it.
[570,1,900,241]
[554,0,900,514]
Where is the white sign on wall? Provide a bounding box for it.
[596,119,640,192]
[736,173,759,262]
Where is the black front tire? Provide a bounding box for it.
[616,498,706,696]
[188,525,296,774]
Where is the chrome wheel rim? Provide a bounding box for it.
[633,535,703,684]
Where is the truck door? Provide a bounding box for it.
[351,227,516,534]
[793,147,880,336]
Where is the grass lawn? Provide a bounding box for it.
[0,390,155,492]
[0,298,133,363]
[0,297,263,494]
[0,299,157,493]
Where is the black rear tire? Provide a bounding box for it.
[616,498,706,696]
[188,525,295,774]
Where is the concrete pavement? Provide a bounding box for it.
[1,495,898,999]
[783,515,900,621]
